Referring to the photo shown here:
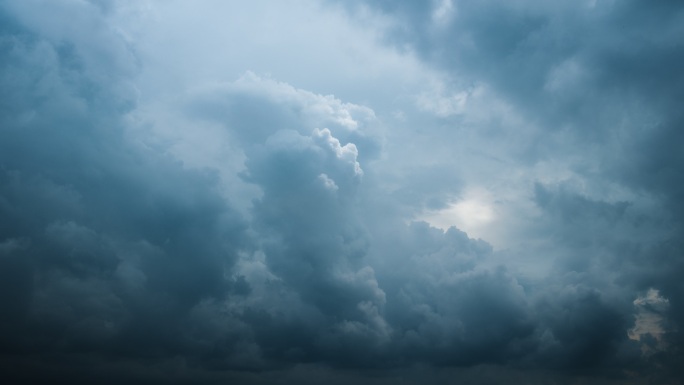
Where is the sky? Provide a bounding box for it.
[1,0,683,384]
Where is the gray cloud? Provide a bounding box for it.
[335,0,684,380]
[0,0,250,374]
[2,0,683,384]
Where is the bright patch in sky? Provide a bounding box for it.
[420,188,495,241]
[628,289,671,358]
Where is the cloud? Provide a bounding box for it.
[3,0,684,384]
[0,0,250,374]
[336,0,684,380]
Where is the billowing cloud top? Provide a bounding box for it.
[1,1,683,384]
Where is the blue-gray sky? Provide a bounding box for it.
[1,1,683,384]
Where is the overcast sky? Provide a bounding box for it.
[1,1,683,384]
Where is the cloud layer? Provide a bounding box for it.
[1,1,683,384]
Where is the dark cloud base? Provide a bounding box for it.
[1,1,684,384]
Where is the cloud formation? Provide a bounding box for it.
[1,0,683,384]
[337,0,684,379]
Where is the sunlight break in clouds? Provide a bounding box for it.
[629,289,671,354]
[419,187,496,242]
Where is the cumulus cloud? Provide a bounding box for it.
[0,0,249,373]
[2,0,684,384]
[337,0,684,379]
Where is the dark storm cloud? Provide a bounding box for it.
[335,0,684,381]
[176,79,556,371]
[3,0,684,384]
[343,0,684,176]
[0,1,253,379]
[339,0,684,162]
[0,3,493,381]
[0,10,534,379]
